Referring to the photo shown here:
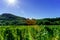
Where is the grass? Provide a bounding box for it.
[0,25,60,40]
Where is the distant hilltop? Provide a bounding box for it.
[0,13,26,20]
[0,13,27,25]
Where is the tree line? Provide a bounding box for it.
[1,18,60,25]
[36,18,60,25]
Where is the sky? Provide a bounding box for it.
[0,0,60,19]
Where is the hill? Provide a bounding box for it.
[0,13,27,25]
[0,13,26,20]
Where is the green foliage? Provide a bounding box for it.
[0,25,60,40]
[4,28,14,40]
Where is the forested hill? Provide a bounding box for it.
[0,13,26,20]
[0,13,27,25]
[0,13,60,25]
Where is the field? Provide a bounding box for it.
[0,25,60,40]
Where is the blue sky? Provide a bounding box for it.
[0,0,60,19]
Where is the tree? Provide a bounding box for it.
[26,18,36,25]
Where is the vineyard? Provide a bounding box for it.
[0,25,60,40]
